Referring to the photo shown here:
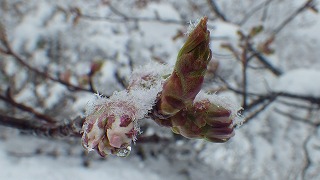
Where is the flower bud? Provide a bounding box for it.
[157,17,212,117]
[168,99,235,143]
[81,100,139,157]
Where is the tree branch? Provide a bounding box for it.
[274,108,320,127]
[206,0,283,76]
[302,133,313,180]
[206,0,228,22]
[219,76,320,111]
[0,114,84,138]
[238,0,273,25]
[72,5,186,25]
[241,96,277,124]
[272,0,317,36]
[247,44,283,76]
[0,26,99,94]
[0,89,56,123]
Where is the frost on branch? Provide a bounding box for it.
[81,16,242,157]
[82,63,170,157]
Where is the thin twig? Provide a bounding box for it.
[277,92,320,105]
[274,108,320,127]
[277,100,319,110]
[75,4,186,25]
[205,0,283,76]
[1,44,96,93]
[219,76,320,111]
[247,44,282,76]
[241,38,249,109]
[242,95,277,123]
[302,133,313,180]
[0,114,84,138]
[246,94,276,111]
[272,0,317,36]
[0,89,56,123]
[0,23,98,94]
[238,0,273,25]
[206,0,228,22]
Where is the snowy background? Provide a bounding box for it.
[0,0,320,179]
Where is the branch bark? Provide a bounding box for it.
[0,114,84,138]
[0,89,56,123]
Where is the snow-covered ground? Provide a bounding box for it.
[0,131,173,180]
[1,0,320,179]
[0,135,163,180]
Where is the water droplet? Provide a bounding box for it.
[116,146,131,157]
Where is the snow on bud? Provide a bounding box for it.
[168,98,236,143]
[82,63,170,157]
[81,16,243,157]
[157,91,242,143]
[82,96,139,157]
[194,91,242,142]
[157,16,212,117]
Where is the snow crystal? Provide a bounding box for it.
[129,62,172,85]
[128,63,172,118]
[84,62,172,145]
[84,93,108,117]
[186,18,202,35]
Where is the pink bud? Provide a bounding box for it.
[81,99,139,157]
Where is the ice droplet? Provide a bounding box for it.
[116,146,131,157]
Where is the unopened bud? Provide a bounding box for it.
[167,99,235,143]
[157,17,212,117]
[81,100,139,157]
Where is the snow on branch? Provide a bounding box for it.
[81,17,243,157]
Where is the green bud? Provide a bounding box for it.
[158,17,212,117]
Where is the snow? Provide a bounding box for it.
[4,60,17,76]
[274,68,320,96]
[0,137,161,180]
[85,62,170,121]
[45,83,67,109]
[1,0,320,179]
[195,91,242,115]
[32,50,51,69]
[14,84,36,103]
[11,2,68,52]
[135,2,181,21]
[211,21,240,41]
[194,90,243,126]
